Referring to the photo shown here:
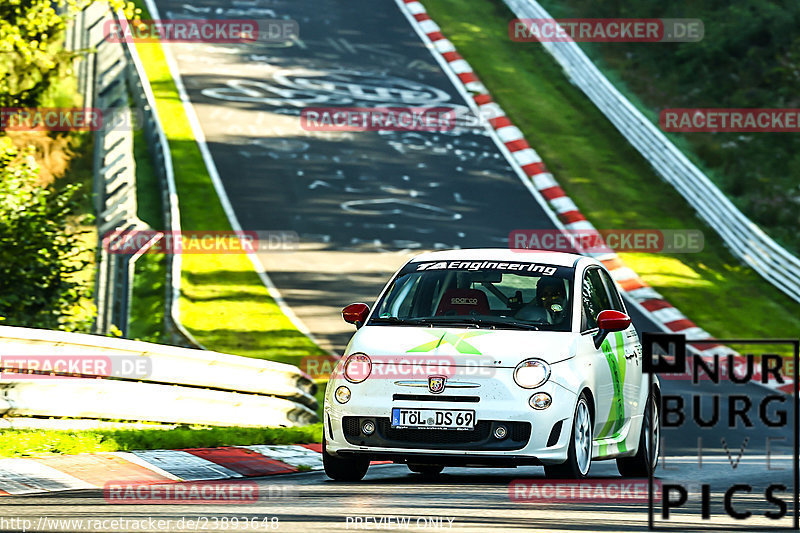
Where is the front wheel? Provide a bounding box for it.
[323,440,369,481]
[617,393,659,477]
[544,392,593,479]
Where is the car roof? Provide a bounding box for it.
[408,248,589,268]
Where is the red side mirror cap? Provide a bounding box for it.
[597,310,631,332]
[342,303,370,327]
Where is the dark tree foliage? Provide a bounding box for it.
[0,0,70,107]
[0,1,133,330]
[0,139,92,330]
[0,0,133,106]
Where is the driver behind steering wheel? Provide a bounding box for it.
[536,277,568,325]
[514,277,568,325]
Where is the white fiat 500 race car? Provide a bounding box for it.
[323,249,659,481]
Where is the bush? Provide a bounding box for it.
[0,1,136,331]
[0,0,136,107]
[0,137,93,330]
[0,0,68,107]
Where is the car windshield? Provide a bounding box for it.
[370,259,574,331]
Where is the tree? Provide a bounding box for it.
[0,0,136,106]
[0,137,93,330]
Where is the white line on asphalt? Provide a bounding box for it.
[144,0,332,355]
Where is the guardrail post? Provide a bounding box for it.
[63,2,148,336]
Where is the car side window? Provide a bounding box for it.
[598,269,625,313]
[581,268,611,331]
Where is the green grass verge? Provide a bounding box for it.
[0,425,322,458]
[130,0,325,364]
[424,0,800,339]
[129,127,168,343]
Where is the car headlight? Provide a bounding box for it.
[343,353,371,383]
[335,386,351,404]
[514,359,550,389]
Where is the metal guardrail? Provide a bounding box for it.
[0,326,318,426]
[0,380,316,427]
[65,4,201,344]
[66,3,149,337]
[504,0,800,306]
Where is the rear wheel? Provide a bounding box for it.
[617,393,659,477]
[323,439,369,481]
[544,393,592,479]
[407,464,444,476]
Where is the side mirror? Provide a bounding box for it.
[342,303,370,328]
[593,310,631,348]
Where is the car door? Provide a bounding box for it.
[579,267,627,444]
[597,268,643,426]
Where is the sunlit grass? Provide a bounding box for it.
[130,0,324,360]
[0,425,322,458]
[424,0,800,340]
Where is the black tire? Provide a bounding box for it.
[617,393,659,477]
[407,464,444,476]
[323,439,370,481]
[544,392,593,479]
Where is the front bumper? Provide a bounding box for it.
[337,450,545,467]
[324,371,578,465]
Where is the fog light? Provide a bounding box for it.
[530,392,552,410]
[493,425,507,439]
[335,386,351,404]
[362,420,375,435]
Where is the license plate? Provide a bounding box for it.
[391,408,475,430]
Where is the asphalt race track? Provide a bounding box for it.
[7,0,791,531]
[156,0,567,353]
[1,453,794,532]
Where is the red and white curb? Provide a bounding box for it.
[0,445,328,496]
[397,0,791,394]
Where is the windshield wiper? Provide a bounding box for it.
[369,317,430,326]
[498,321,540,331]
[371,316,540,331]
[425,316,542,330]
[424,317,494,329]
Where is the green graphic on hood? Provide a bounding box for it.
[597,332,627,451]
[406,329,492,355]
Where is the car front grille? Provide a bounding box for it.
[392,394,479,403]
[343,416,361,437]
[341,416,530,451]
